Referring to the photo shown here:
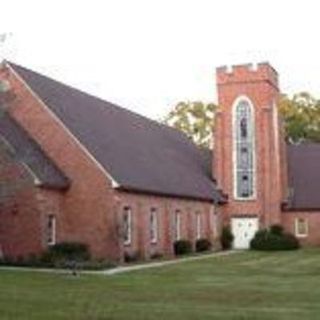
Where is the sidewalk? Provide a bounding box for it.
[0,250,238,276]
[104,250,238,275]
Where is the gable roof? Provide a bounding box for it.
[8,62,222,202]
[286,143,320,210]
[0,111,70,190]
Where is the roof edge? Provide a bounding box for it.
[116,185,222,203]
[282,206,320,212]
[6,61,120,189]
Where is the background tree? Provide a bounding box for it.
[164,93,320,148]
[163,101,217,148]
[279,92,320,143]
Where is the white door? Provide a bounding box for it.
[231,217,258,249]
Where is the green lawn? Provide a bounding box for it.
[2,250,320,320]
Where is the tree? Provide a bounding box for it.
[164,93,320,148]
[279,92,320,143]
[163,101,217,148]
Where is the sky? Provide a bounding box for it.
[1,0,320,120]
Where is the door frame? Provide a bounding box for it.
[231,216,259,249]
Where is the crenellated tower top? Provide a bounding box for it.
[216,62,278,90]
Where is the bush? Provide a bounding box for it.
[173,239,192,255]
[195,238,212,252]
[0,253,44,268]
[270,224,284,236]
[150,252,163,260]
[124,251,140,263]
[250,225,300,251]
[41,242,90,266]
[0,256,18,267]
[0,247,117,270]
[220,226,234,250]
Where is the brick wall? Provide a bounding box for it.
[282,211,320,246]
[0,143,42,258]
[114,191,217,261]
[0,187,41,258]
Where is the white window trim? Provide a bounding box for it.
[175,211,181,241]
[196,212,201,240]
[295,218,308,238]
[123,207,132,245]
[47,214,56,246]
[211,206,218,238]
[232,95,257,201]
[150,208,158,244]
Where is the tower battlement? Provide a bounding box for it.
[216,62,278,89]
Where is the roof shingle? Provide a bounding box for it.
[9,62,222,202]
[286,143,320,210]
[0,111,70,190]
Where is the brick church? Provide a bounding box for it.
[0,61,319,262]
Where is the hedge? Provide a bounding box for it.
[220,226,234,250]
[173,240,192,255]
[250,225,300,251]
[195,238,212,252]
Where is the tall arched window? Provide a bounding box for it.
[233,98,256,199]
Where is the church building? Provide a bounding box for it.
[0,61,319,262]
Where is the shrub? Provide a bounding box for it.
[0,250,117,270]
[0,253,43,267]
[0,256,15,266]
[173,239,192,255]
[41,242,90,266]
[283,233,300,250]
[220,226,234,250]
[25,253,41,267]
[270,224,284,236]
[250,225,300,251]
[195,238,212,252]
[124,251,140,263]
[150,252,163,260]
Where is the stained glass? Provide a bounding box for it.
[234,100,255,198]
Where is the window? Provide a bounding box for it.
[295,218,308,237]
[46,214,56,246]
[123,207,132,245]
[175,210,181,240]
[212,208,218,238]
[196,212,201,239]
[150,208,158,244]
[233,98,256,199]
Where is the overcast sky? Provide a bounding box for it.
[1,0,320,119]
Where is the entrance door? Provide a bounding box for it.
[231,217,258,249]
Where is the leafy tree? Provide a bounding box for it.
[164,93,320,148]
[279,92,320,143]
[163,101,217,148]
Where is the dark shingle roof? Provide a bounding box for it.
[286,143,320,210]
[9,62,222,202]
[0,111,69,190]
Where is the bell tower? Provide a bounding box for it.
[214,63,284,247]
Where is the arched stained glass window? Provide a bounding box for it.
[233,98,255,199]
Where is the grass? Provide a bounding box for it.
[2,249,320,319]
